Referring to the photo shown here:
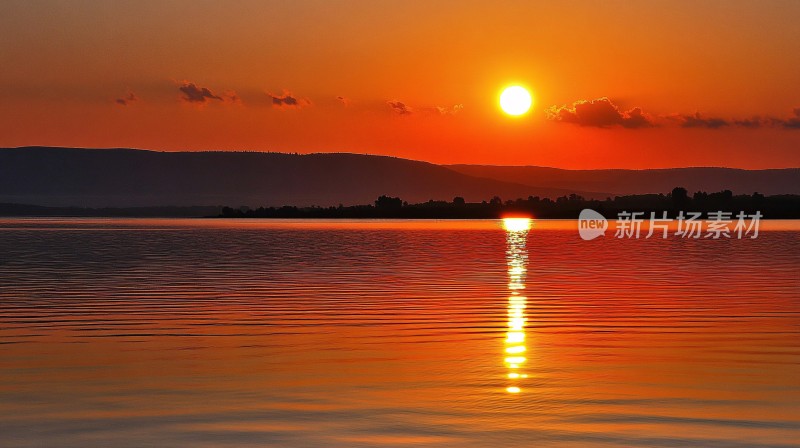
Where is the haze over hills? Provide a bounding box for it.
[449,165,800,197]
[0,147,603,208]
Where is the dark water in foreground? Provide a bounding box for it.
[1,218,799,447]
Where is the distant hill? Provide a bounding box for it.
[0,147,604,207]
[448,165,800,197]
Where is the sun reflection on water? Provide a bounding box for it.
[502,218,530,394]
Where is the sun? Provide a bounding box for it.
[502,217,532,232]
[500,86,533,116]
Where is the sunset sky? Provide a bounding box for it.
[1,0,799,169]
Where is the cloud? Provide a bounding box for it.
[179,81,223,103]
[781,108,800,129]
[753,109,800,129]
[387,101,463,116]
[732,117,765,128]
[547,98,800,130]
[674,112,729,129]
[387,101,412,115]
[433,104,464,115]
[621,107,652,128]
[223,90,241,104]
[673,109,800,129]
[115,91,138,106]
[269,91,310,108]
[546,97,654,128]
[271,94,297,106]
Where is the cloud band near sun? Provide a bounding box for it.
[546,97,654,128]
[387,100,463,116]
[547,97,800,130]
[669,110,800,129]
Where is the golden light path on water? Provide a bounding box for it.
[502,218,531,394]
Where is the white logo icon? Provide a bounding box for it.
[578,209,608,240]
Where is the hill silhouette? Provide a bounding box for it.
[448,164,800,196]
[1,147,798,209]
[0,147,604,207]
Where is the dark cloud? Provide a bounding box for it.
[115,91,138,106]
[671,109,800,130]
[675,112,729,129]
[269,91,310,108]
[179,82,223,103]
[546,98,654,128]
[745,109,800,129]
[621,107,652,129]
[781,108,800,129]
[387,101,412,115]
[272,95,297,106]
[733,117,765,128]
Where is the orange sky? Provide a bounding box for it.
[1,1,799,169]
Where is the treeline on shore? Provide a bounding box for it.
[0,203,223,217]
[220,188,800,219]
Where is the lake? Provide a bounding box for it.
[1,218,798,447]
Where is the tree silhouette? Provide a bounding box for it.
[671,187,689,209]
[374,195,403,209]
[207,187,800,219]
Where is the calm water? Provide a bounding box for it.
[1,218,799,447]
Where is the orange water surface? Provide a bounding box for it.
[0,218,798,447]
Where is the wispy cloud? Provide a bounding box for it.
[386,101,463,116]
[672,112,729,129]
[223,90,241,104]
[780,108,800,129]
[732,117,765,128]
[671,109,800,130]
[432,104,464,115]
[115,91,138,106]
[387,100,412,115]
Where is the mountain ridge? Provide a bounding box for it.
[448,164,800,196]
[0,147,606,207]
[2,146,797,208]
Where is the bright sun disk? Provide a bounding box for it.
[502,217,532,232]
[500,86,532,116]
